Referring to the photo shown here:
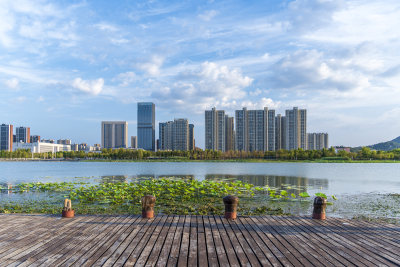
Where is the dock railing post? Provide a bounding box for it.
[141,195,156,219]
[62,198,75,218]
[312,196,327,220]
[223,195,238,220]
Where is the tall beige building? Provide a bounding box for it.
[225,115,235,151]
[159,119,191,151]
[205,108,226,151]
[308,133,329,150]
[101,121,128,149]
[131,136,137,149]
[285,107,307,150]
[235,107,275,152]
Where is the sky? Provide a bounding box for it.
[1,0,400,148]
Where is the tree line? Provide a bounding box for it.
[1,147,400,161]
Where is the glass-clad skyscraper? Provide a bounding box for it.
[137,102,155,151]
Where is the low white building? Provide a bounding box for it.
[13,142,71,153]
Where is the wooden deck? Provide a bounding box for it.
[0,214,399,266]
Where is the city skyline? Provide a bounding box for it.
[1,0,399,148]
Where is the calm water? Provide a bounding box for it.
[1,161,400,194]
[1,161,399,220]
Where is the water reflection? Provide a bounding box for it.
[97,174,329,194]
[206,174,328,191]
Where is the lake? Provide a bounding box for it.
[1,161,400,221]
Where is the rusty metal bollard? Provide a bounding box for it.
[223,196,239,220]
[62,199,75,218]
[312,196,327,220]
[141,195,156,219]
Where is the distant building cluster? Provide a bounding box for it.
[2,102,330,153]
[0,123,100,153]
[205,107,328,152]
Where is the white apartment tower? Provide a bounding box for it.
[285,107,307,150]
[205,108,226,151]
[101,121,128,149]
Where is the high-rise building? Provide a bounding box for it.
[235,107,275,152]
[205,108,225,151]
[159,119,190,151]
[15,127,30,143]
[101,121,128,149]
[235,108,247,151]
[189,124,195,151]
[225,115,235,151]
[131,136,137,149]
[275,114,286,150]
[173,119,189,151]
[285,107,307,150]
[0,124,13,151]
[30,135,41,143]
[137,102,155,151]
[308,133,329,150]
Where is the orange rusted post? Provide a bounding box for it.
[141,195,156,219]
[223,195,239,220]
[312,196,327,220]
[62,199,74,218]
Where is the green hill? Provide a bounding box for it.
[368,136,400,151]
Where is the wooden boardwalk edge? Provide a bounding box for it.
[0,214,399,266]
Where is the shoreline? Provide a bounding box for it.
[1,158,400,163]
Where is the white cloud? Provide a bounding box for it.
[95,23,118,32]
[151,61,253,112]
[198,10,218,21]
[72,78,104,95]
[5,78,19,89]
[113,72,137,87]
[138,55,164,76]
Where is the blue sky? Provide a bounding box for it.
[1,0,400,148]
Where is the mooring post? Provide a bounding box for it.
[141,195,156,219]
[223,195,239,220]
[62,198,75,218]
[312,196,327,220]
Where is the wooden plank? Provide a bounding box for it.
[166,215,185,266]
[144,215,175,266]
[250,216,303,266]
[237,217,282,267]
[297,217,372,266]
[227,218,264,266]
[82,215,142,266]
[188,216,198,267]
[101,217,146,267]
[310,217,400,266]
[197,216,211,266]
[156,215,181,267]
[177,215,191,267]
[260,216,324,266]
[273,216,347,267]
[219,216,251,266]
[276,216,356,266]
[242,216,293,267]
[134,215,169,266]
[0,214,399,267]
[0,215,80,256]
[213,215,241,267]
[115,216,163,266]
[0,215,89,261]
[57,215,128,266]
[208,215,231,267]
[10,215,103,267]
